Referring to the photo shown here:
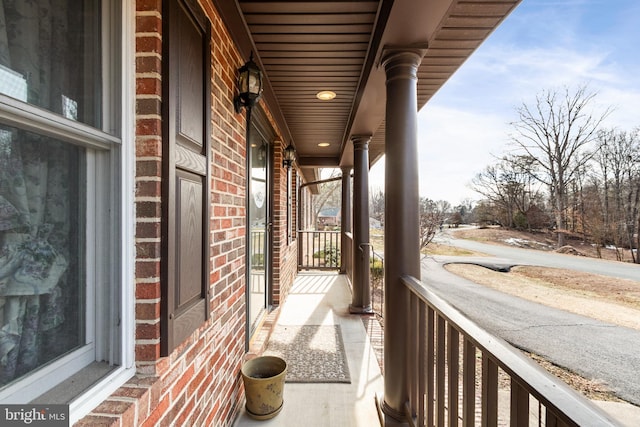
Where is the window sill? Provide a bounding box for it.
[31,363,137,424]
[31,362,116,405]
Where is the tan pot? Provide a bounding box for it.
[241,356,287,420]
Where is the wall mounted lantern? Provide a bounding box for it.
[282,143,295,169]
[234,52,263,114]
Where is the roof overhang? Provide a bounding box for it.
[214,0,521,181]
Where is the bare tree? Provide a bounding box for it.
[471,154,542,229]
[510,85,611,247]
[593,128,640,262]
[370,187,385,224]
[311,170,341,229]
[420,198,449,248]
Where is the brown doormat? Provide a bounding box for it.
[265,325,351,383]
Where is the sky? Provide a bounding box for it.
[368,0,640,206]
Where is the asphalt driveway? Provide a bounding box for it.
[420,247,640,407]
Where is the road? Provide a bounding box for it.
[435,232,640,281]
[421,235,640,406]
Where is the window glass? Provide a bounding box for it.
[0,1,101,127]
[0,124,84,388]
[0,0,122,407]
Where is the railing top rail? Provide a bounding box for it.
[401,274,620,427]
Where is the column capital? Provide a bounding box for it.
[380,44,428,81]
[351,134,372,151]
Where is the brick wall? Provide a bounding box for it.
[76,1,296,425]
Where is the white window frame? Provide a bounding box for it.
[0,1,136,422]
[69,1,137,422]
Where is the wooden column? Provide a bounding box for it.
[340,166,352,274]
[350,136,372,314]
[381,46,425,420]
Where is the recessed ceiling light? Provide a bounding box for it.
[316,90,336,101]
[318,142,331,147]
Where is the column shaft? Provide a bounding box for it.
[340,166,352,274]
[350,136,372,314]
[382,48,424,420]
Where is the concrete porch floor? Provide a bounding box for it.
[233,272,384,427]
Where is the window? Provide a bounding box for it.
[0,0,131,410]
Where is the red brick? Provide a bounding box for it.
[136,0,161,12]
[137,15,161,33]
[136,343,161,361]
[175,398,195,427]
[74,415,118,427]
[136,282,161,299]
[136,240,161,258]
[136,322,161,340]
[136,139,162,158]
[136,55,162,74]
[136,117,161,135]
[136,160,161,178]
[136,302,161,320]
[170,364,194,399]
[141,394,169,427]
[136,201,161,218]
[136,36,162,55]
[111,386,149,399]
[136,221,161,239]
[94,399,134,416]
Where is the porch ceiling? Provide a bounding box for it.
[215,0,520,181]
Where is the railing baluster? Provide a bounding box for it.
[436,315,446,427]
[546,409,558,426]
[546,409,571,427]
[418,303,427,426]
[447,325,459,427]
[462,339,475,427]
[409,294,418,421]
[510,378,529,427]
[427,306,435,427]
[329,234,338,268]
[314,231,317,268]
[481,354,498,427]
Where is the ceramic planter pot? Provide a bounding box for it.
[240,356,287,420]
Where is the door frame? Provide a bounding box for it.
[245,107,275,347]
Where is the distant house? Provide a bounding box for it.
[318,207,341,228]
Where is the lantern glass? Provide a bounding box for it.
[284,144,295,162]
[238,71,249,94]
[249,72,261,95]
[235,54,263,113]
